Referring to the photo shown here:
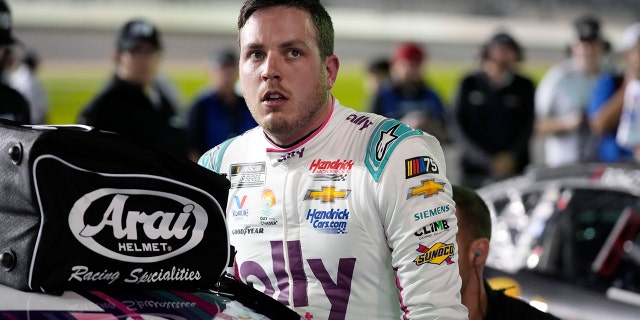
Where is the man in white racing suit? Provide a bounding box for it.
[199,1,466,319]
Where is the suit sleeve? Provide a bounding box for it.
[375,129,467,319]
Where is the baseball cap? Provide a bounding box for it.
[0,0,16,46]
[209,48,238,68]
[116,19,162,51]
[620,22,640,52]
[392,42,424,64]
[573,15,603,42]
[487,32,519,49]
[484,31,523,61]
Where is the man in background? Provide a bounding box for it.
[453,31,535,188]
[535,15,611,167]
[185,47,255,162]
[371,41,448,141]
[587,22,640,162]
[453,185,561,320]
[77,18,187,159]
[0,0,30,125]
[7,47,49,124]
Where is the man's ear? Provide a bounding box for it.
[470,237,490,266]
[325,54,340,90]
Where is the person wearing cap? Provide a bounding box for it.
[0,0,30,125]
[77,18,187,159]
[371,41,448,142]
[185,47,256,162]
[452,31,535,188]
[586,22,640,162]
[534,15,612,167]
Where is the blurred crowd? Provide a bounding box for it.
[1,1,640,190]
[359,14,640,189]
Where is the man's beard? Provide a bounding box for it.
[260,78,329,139]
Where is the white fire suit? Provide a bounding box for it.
[199,100,467,320]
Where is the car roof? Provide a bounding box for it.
[477,162,640,200]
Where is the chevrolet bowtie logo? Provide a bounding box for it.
[407,179,444,199]
[304,186,350,202]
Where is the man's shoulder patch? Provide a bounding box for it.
[364,119,423,182]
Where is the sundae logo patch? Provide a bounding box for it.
[304,186,350,202]
[306,208,349,234]
[405,156,439,178]
[69,189,208,263]
[229,162,266,188]
[407,179,445,199]
[414,242,455,266]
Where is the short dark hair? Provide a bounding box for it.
[452,185,492,241]
[237,0,334,59]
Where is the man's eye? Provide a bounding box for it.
[250,51,264,59]
[288,50,301,58]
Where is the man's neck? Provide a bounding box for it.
[461,275,488,320]
[265,124,320,149]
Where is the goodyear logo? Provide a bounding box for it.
[414,242,455,266]
[304,186,350,202]
[407,179,445,199]
[405,156,439,178]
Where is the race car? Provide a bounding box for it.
[0,272,302,319]
[477,162,640,320]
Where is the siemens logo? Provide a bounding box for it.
[413,204,450,221]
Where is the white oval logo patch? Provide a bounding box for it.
[69,188,208,263]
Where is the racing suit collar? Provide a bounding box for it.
[264,96,336,166]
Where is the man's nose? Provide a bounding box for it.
[261,54,281,81]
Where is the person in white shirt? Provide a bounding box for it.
[535,15,611,167]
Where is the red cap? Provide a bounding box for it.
[393,42,424,64]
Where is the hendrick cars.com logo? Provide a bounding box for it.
[68,188,208,263]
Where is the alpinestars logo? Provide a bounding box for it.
[69,189,208,263]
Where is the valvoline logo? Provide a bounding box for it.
[68,188,208,263]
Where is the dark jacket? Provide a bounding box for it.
[78,75,187,159]
[485,280,561,320]
[454,71,535,180]
[0,83,30,125]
